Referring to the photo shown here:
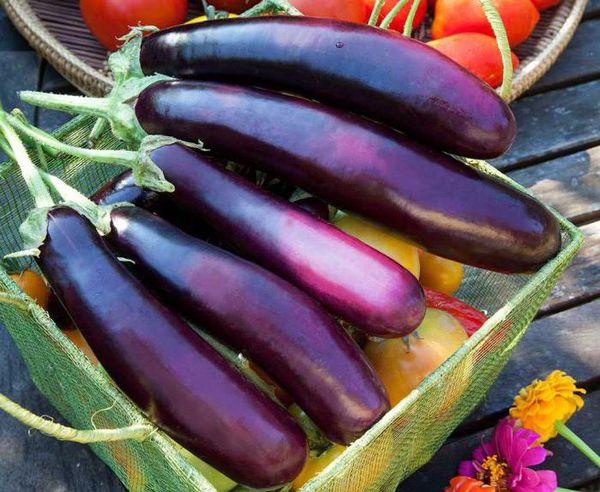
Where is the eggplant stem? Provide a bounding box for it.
[241,0,303,17]
[0,392,154,443]
[477,0,513,100]
[368,0,386,25]
[380,0,410,29]
[86,117,108,148]
[0,111,54,209]
[402,0,422,35]
[20,91,111,118]
[7,113,137,166]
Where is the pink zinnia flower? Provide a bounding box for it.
[458,418,557,492]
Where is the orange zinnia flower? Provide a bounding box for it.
[445,476,496,491]
[510,370,585,443]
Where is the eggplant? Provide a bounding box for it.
[129,143,425,337]
[40,207,307,489]
[140,16,515,159]
[135,81,561,273]
[107,206,390,444]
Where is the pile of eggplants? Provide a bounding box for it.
[10,14,564,490]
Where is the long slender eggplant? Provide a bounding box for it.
[135,81,561,273]
[40,207,307,489]
[107,206,390,444]
[103,144,425,338]
[140,16,516,159]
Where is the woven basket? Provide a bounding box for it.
[0,0,590,101]
[0,115,583,491]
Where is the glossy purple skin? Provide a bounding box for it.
[39,207,307,489]
[108,206,390,444]
[140,16,516,159]
[294,197,331,221]
[142,143,425,337]
[136,81,561,273]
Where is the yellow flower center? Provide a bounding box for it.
[477,455,508,490]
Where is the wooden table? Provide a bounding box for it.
[0,4,599,491]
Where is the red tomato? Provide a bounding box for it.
[209,0,260,13]
[424,288,488,336]
[80,0,188,51]
[428,33,520,88]
[289,0,366,22]
[363,0,427,32]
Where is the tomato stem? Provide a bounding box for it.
[402,0,422,35]
[368,0,386,25]
[241,0,303,17]
[380,0,410,29]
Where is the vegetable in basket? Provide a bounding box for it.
[0,113,308,489]
[9,269,50,309]
[21,76,559,273]
[9,118,426,339]
[425,288,488,336]
[134,80,560,273]
[80,0,188,51]
[105,205,391,444]
[365,308,468,406]
[138,16,516,159]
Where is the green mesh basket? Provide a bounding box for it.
[0,115,583,491]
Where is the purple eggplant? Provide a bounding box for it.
[135,81,561,273]
[140,16,515,159]
[39,206,307,489]
[107,206,389,444]
[126,143,425,337]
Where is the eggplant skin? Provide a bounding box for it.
[149,143,425,337]
[108,206,390,444]
[140,16,516,159]
[39,207,307,489]
[136,81,561,273]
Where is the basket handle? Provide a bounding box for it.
[0,392,154,443]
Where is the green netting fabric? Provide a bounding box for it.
[0,116,583,491]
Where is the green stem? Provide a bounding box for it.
[241,0,303,16]
[0,112,54,208]
[555,488,579,491]
[87,117,108,147]
[477,0,513,100]
[7,113,137,166]
[402,0,422,35]
[368,0,386,25]
[555,421,600,468]
[380,0,410,29]
[10,109,58,158]
[20,91,111,119]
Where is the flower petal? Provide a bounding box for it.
[458,461,476,478]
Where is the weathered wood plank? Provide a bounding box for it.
[584,0,600,19]
[0,9,31,51]
[397,389,600,491]
[0,326,124,492]
[508,146,600,224]
[528,19,600,95]
[492,80,600,170]
[540,221,600,315]
[460,298,600,428]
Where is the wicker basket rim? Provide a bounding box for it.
[0,0,590,100]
